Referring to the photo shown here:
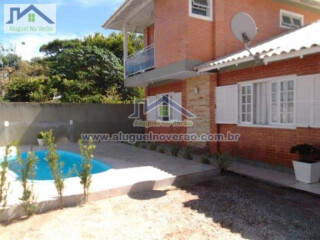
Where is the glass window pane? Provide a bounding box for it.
[281,103,286,112]
[247,114,252,122]
[287,113,294,123]
[242,96,246,104]
[280,113,286,123]
[282,15,292,25]
[281,82,288,91]
[281,93,286,102]
[242,87,246,95]
[247,104,251,113]
[272,83,277,92]
[288,92,294,102]
[242,114,246,122]
[247,95,252,103]
[288,81,294,90]
[272,93,277,102]
[272,103,277,113]
[247,86,251,94]
[293,18,301,27]
[288,103,294,113]
[242,104,246,112]
[272,113,277,123]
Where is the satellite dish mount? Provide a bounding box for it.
[230,12,260,62]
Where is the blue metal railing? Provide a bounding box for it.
[125,44,155,77]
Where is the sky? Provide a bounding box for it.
[0,0,124,60]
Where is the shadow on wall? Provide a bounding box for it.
[0,103,144,146]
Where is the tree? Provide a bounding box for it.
[39,33,144,103]
[5,61,51,102]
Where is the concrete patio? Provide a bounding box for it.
[2,142,219,222]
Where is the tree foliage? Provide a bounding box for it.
[4,32,144,103]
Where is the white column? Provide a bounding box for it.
[123,25,128,79]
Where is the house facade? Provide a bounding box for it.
[103,0,320,167]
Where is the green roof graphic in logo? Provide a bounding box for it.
[28,13,35,22]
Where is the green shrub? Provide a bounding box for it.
[37,132,44,139]
[78,138,96,202]
[201,155,211,165]
[171,145,180,157]
[290,144,318,163]
[43,130,65,208]
[159,145,166,153]
[215,152,232,172]
[149,143,157,151]
[17,147,38,217]
[141,143,147,149]
[0,144,12,221]
[134,141,140,147]
[183,147,193,160]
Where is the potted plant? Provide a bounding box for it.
[290,144,320,184]
[37,132,45,146]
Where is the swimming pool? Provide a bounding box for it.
[7,150,111,181]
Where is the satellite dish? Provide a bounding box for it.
[230,12,260,61]
[231,12,257,44]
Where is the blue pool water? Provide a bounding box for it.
[7,150,111,181]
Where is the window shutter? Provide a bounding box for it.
[296,76,313,127]
[172,92,182,122]
[215,85,238,124]
[314,76,320,127]
[147,96,157,121]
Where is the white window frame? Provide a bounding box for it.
[268,79,296,126]
[156,92,174,122]
[280,9,304,29]
[238,75,297,129]
[189,0,213,21]
[239,84,253,125]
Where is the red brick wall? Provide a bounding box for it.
[146,81,187,146]
[144,24,154,47]
[211,54,320,167]
[214,0,320,58]
[152,0,320,68]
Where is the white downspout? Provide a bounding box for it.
[123,24,128,79]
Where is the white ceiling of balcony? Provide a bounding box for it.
[102,0,154,33]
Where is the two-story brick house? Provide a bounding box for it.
[103,0,320,167]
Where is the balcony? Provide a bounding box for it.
[125,44,155,77]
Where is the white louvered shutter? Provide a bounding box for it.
[215,85,238,124]
[147,96,157,121]
[296,76,314,127]
[172,92,182,122]
[313,75,320,127]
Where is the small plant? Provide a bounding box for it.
[141,143,147,149]
[215,152,232,173]
[17,147,38,217]
[78,138,96,202]
[134,141,140,147]
[149,142,157,151]
[290,144,318,163]
[171,145,180,157]
[201,155,211,165]
[0,144,12,221]
[43,130,65,209]
[183,147,193,160]
[37,132,44,139]
[159,145,166,153]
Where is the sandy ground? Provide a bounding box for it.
[1,174,320,240]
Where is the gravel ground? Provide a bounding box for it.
[1,174,320,240]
